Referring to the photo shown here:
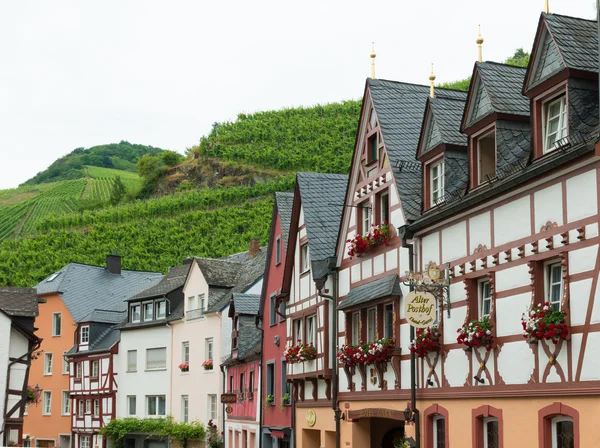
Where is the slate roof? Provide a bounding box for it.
[129,264,191,301]
[339,274,402,310]
[296,172,348,272]
[80,309,126,324]
[195,258,241,288]
[429,93,468,147]
[35,263,163,323]
[222,315,262,365]
[544,13,598,73]
[232,293,261,316]
[0,287,38,317]
[476,62,529,116]
[275,192,294,250]
[66,326,121,356]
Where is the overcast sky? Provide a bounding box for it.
[0,0,596,189]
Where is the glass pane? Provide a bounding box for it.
[158,397,166,415]
[551,265,562,283]
[556,420,574,448]
[148,397,156,415]
[549,101,561,118]
[484,298,492,316]
[486,420,499,448]
[436,418,445,448]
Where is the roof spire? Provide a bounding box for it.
[544,0,549,13]
[476,25,484,62]
[429,64,436,99]
[370,42,376,80]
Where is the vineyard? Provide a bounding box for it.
[82,166,141,201]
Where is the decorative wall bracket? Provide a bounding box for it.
[403,262,452,318]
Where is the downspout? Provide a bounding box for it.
[399,226,420,448]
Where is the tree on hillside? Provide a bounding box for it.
[137,154,161,179]
[505,48,530,67]
[162,150,184,167]
[110,176,127,205]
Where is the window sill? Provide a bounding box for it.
[52,335,61,338]
[42,413,52,416]
[44,373,53,376]
[180,371,190,375]
[145,368,167,372]
[203,370,215,374]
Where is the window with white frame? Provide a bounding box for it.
[85,399,91,414]
[379,190,390,225]
[430,160,445,205]
[384,304,394,339]
[276,236,282,265]
[93,399,100,417]
[62,391,70,416]
[143,302,154,321]
[188,296,197,311]
[80,436,90,448]
[146,348,167,370]
[130,303,141,323]
[208,394,217,420]
[483,417,499,448]
[181,395,189,423]
[42,391,52,415]
[127,350,137,372]
[75,362,82,379]
[52,312,62,337]
[479,279,492,319]
[156,300,167,319]
[300,244,309,272]
[62,352,69,374]
[199,294,205,312]
[80,326,89,344]
[351,312,360,345]
[293,319,303,342]
[206,338,214,361]
[306,315,316,346]
[147,396,166,416]
[552,416,574,448]
[78,399,84,417]
[367,308,377,342]
[546,261,563,311]
[91,360,99,378]
[361,202,371,234]
[127,396,136,416]
[544,95,568,153]
[182,342,190,365]
[44,353,53,375]
[432,416,445,448]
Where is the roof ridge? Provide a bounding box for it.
[481,60,528,70]
[64,262,162,275]
[545,12,597,23]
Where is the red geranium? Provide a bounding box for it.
[337,343,368,367]
[347,223,390,258]
[521,302,569,344]
[457,317,494,351]
[283,340,317,364]
[409,326,441,358]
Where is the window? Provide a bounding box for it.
[430,160,445,205]
[143,302,154,321]
[206,338,214,361]
[188,296,197,310]
[182,342,190,365]
[240,372,245,396]
[384,304,394,339]
[208,394,217,420]
[80,326,89,344]
[306,315,316,346]
[351,312,361,345]
[181,395,189,423]
[75,362,82,379]
[477,130,496,184]
[146,347,167,370]
[266,363,275,397]
[78,399,84,417]
[367,308,377,342]
[130,304,141,323]
[127,396,136,416]
[360,201,371,235]
[367,133,378,164]
[479,280,492,319]
[552,416,574,448]
[547,262,563,311]
[127,350,137,372]
[544,95,567,153]
[229,375,234,392]
[80,436,90,448]
[42,391,52,415]
[300,244,309,272]
[85,399,91,414]
[156,300,166,319]
[62,352,69,374]
[186,295,203,320]
[270,295,277,326]
[483,417,499,448]
[432,416,445,448]
[293,319,303,342]
[147,395,166,416]
[24,402,28,416]
[93,399,100,417]
[199,294,205,311]
[378,190,390,225]
[52,313,62,336]
[279,301,286,322]
[281,360,291,397]
[91,360,99,378]
[249,370,255,397]
[62,391,70,416]
[276,236,282,265]
[44,353,53,375]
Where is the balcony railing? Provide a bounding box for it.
[186,308,204,321]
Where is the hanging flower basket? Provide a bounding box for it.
[457,317,494,351]
[337,343,368,367]
[26,385,40,405]
[202,360,214,370]
[521,302,569,344]
[283,340,317,364]
[178,363,189,372]
[346,223,390,258]
[409,326,441,358]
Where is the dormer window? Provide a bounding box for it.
[143,302,154,321]
[430,160,445,206]
[543,95,567,153]
[131,304,141,323]
[80,326,90,345]
[476,129,496,184]
[156,300,166,319]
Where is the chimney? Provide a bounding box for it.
[182,257,194,265]
[249,238,260,258]
[106,253,121,275]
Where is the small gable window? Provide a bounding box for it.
[477,129,496,184]
[377,190,389,225]
[300,244,309,273]
[543,95,567,153]
[430,160,445,206]
[275,236,282,265]
[80,326,90,345]
[358,201,371,235]
[367,133,378,164]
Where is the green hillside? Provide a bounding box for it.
[82,166,141,201]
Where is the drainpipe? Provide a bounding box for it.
[399,226,420,448]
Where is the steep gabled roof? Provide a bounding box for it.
[35,263,163,323]
[129,264,191,301]
[195,258,242,288]
[418,93,468,156]
[230,293,261,316]
[275,192,294,250]
[0,287,39,317]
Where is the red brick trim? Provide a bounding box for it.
[472,405,503,448]
[538,402,579,448]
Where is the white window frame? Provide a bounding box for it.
[367,308,377,342]
[181,395,189,423]
[182,342,190,364]
[543,94,568,154]
[146,347,167,371]
[208,394,218,421]
[78,399,84,418]
[146,395,166,416]
[44,353,53,375]
[75,362,82,379]
[85,399,91,414]
[551,416,574,448]
[545,261,564,311]
[432,415,445,448]
[80,436,90,448]
[294,319,303,342]
[127,395,136,416]
[306,315,317,346]
[127,350,137,372]
[156,300,167,319]
[143,301,154,321]
[351,312,360,346]
[362,202,371,234]
[300,244,309,273]
[478,279,492,319]
[42,391,52,415]
[430,160,445,205]
[93,399,100,417]
[61,391,70,416]
[91,360,99,378]
[130,303,141,323]
[52,312,62,337]
[199,294,205,311]
[80,326,89,345]
[483,417,499,448]
[62,352,69,375]
[383,304,394,339]
[206,338,214,362]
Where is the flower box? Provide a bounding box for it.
[457,317,494,351]
[178,363,189,372]
[26,385,39,405]
[266,394,275,406]
[284,340,317,364]
[409,326,441,358]
[522,302,569,344]
[346,223,391,258]
[202,360,214,371]
[337,343,368,367]
[337,338,395,366]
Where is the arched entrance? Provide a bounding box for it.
[346,408,408,447]
[381,426,406,448]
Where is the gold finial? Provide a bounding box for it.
[370,42,376,80]
[544,0,549,13]
[476,25,484,63]
[429,64,436,99]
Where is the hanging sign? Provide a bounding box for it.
[225,406,234,414]
[404,291,436,328]
[221,393,238,404]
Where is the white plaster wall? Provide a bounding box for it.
[339,268,350,298]
[566,170,597,222]
[400,360,411,389]
[568,244,598,275]
[497,342,534,384]
[494,196,531,246]
[495,264,530,292]
[421,232,440,268]
[117,326,171,419]
[441,221,467,262]
[245,279,263,295]
[373,254,385,276]
[571,333,583,379]
[443,306,467,345]
[399,323,411,354]
[400,247,410,276]
[534,184,563,230]
[390,209,405,230]
[569,279,593,326]
[351,264,361,284]
[362,259,372,279]
[591,279,600,324]
[580,331,600,381]
[444,349,469,387]
[0,313,11,431]
[495,293,531,337]
[222,304,232,358]
[449,282,466,304]
[544,343,568,383]
[469,212,491,250]
[6,327,28,419]
[386,248,398,272]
